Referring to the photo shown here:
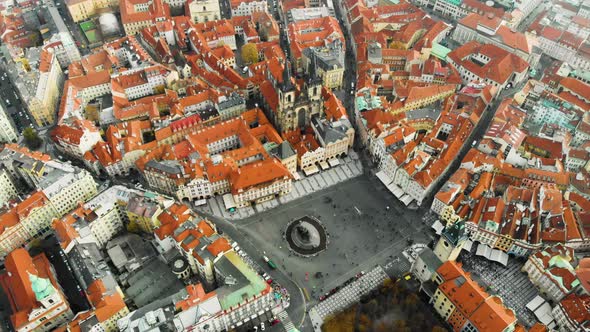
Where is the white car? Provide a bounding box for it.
[261,322,265,331]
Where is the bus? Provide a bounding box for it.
[263,255,277,269]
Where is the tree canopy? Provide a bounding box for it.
[322,279,448,332]
[23,127,42,150]
[241,43,258,65]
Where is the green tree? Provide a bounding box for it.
[241,43,258,65]
[127,220,140,233]
[23,127,42,150]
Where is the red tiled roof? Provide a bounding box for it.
[0,249,66,330]
[558,294,590,326]
[560,77,590,102]
[86,280,127,322]
[229,158,291,193]
[459,13,532,54]
[448,41,529,85]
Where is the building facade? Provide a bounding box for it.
[187,0,221,23]
[0,103,18,143]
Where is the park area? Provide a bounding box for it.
[322,279,447,332]
[80,20,103,46]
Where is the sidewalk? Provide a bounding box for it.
[194,151,363,220]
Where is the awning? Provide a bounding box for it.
[476,243,492,259]
[376,170,393,186]
[193,199,207,206]
[431,42,452,60]
[462,239,473,252]
[489,249,509,266]
[223,193,236,210]
[400,194,414,206]
[328,158,340,167]
[319,160,330,170]
[389,184,405,198]
[532,302,555,326]
[526,295,545,312]
[303,165,320,176]
[432,220,445,235]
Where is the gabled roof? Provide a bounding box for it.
[447,41,529,85]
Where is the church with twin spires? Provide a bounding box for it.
[260,58,325,133]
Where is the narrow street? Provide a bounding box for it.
[333,0,358,122]
[0,68,35,132]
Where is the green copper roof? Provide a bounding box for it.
[431,43,452,60]
[549,255,574,270]
[442,0,461,6]
[442,220,466,245]
[572,69,590,82]
[263,142,278,152]
[542,99,559,109]
[356,95,383,111]
[373,96,382,108]
[356,97,368,111]
[483,220,499,233]
[29,273,55,301]
[218,251,268,310]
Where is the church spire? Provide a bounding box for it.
[442,219,466,246]
[308,52,322,85]
[281,60,294,92]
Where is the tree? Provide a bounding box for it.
[375,322,392,332]
[23,127,42,150]
[389,40,406,50]
[404,293,419,311]
[127,220,140,233]
[432,326,448,332]
[393,319,408,332]
[241,43,258,65]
